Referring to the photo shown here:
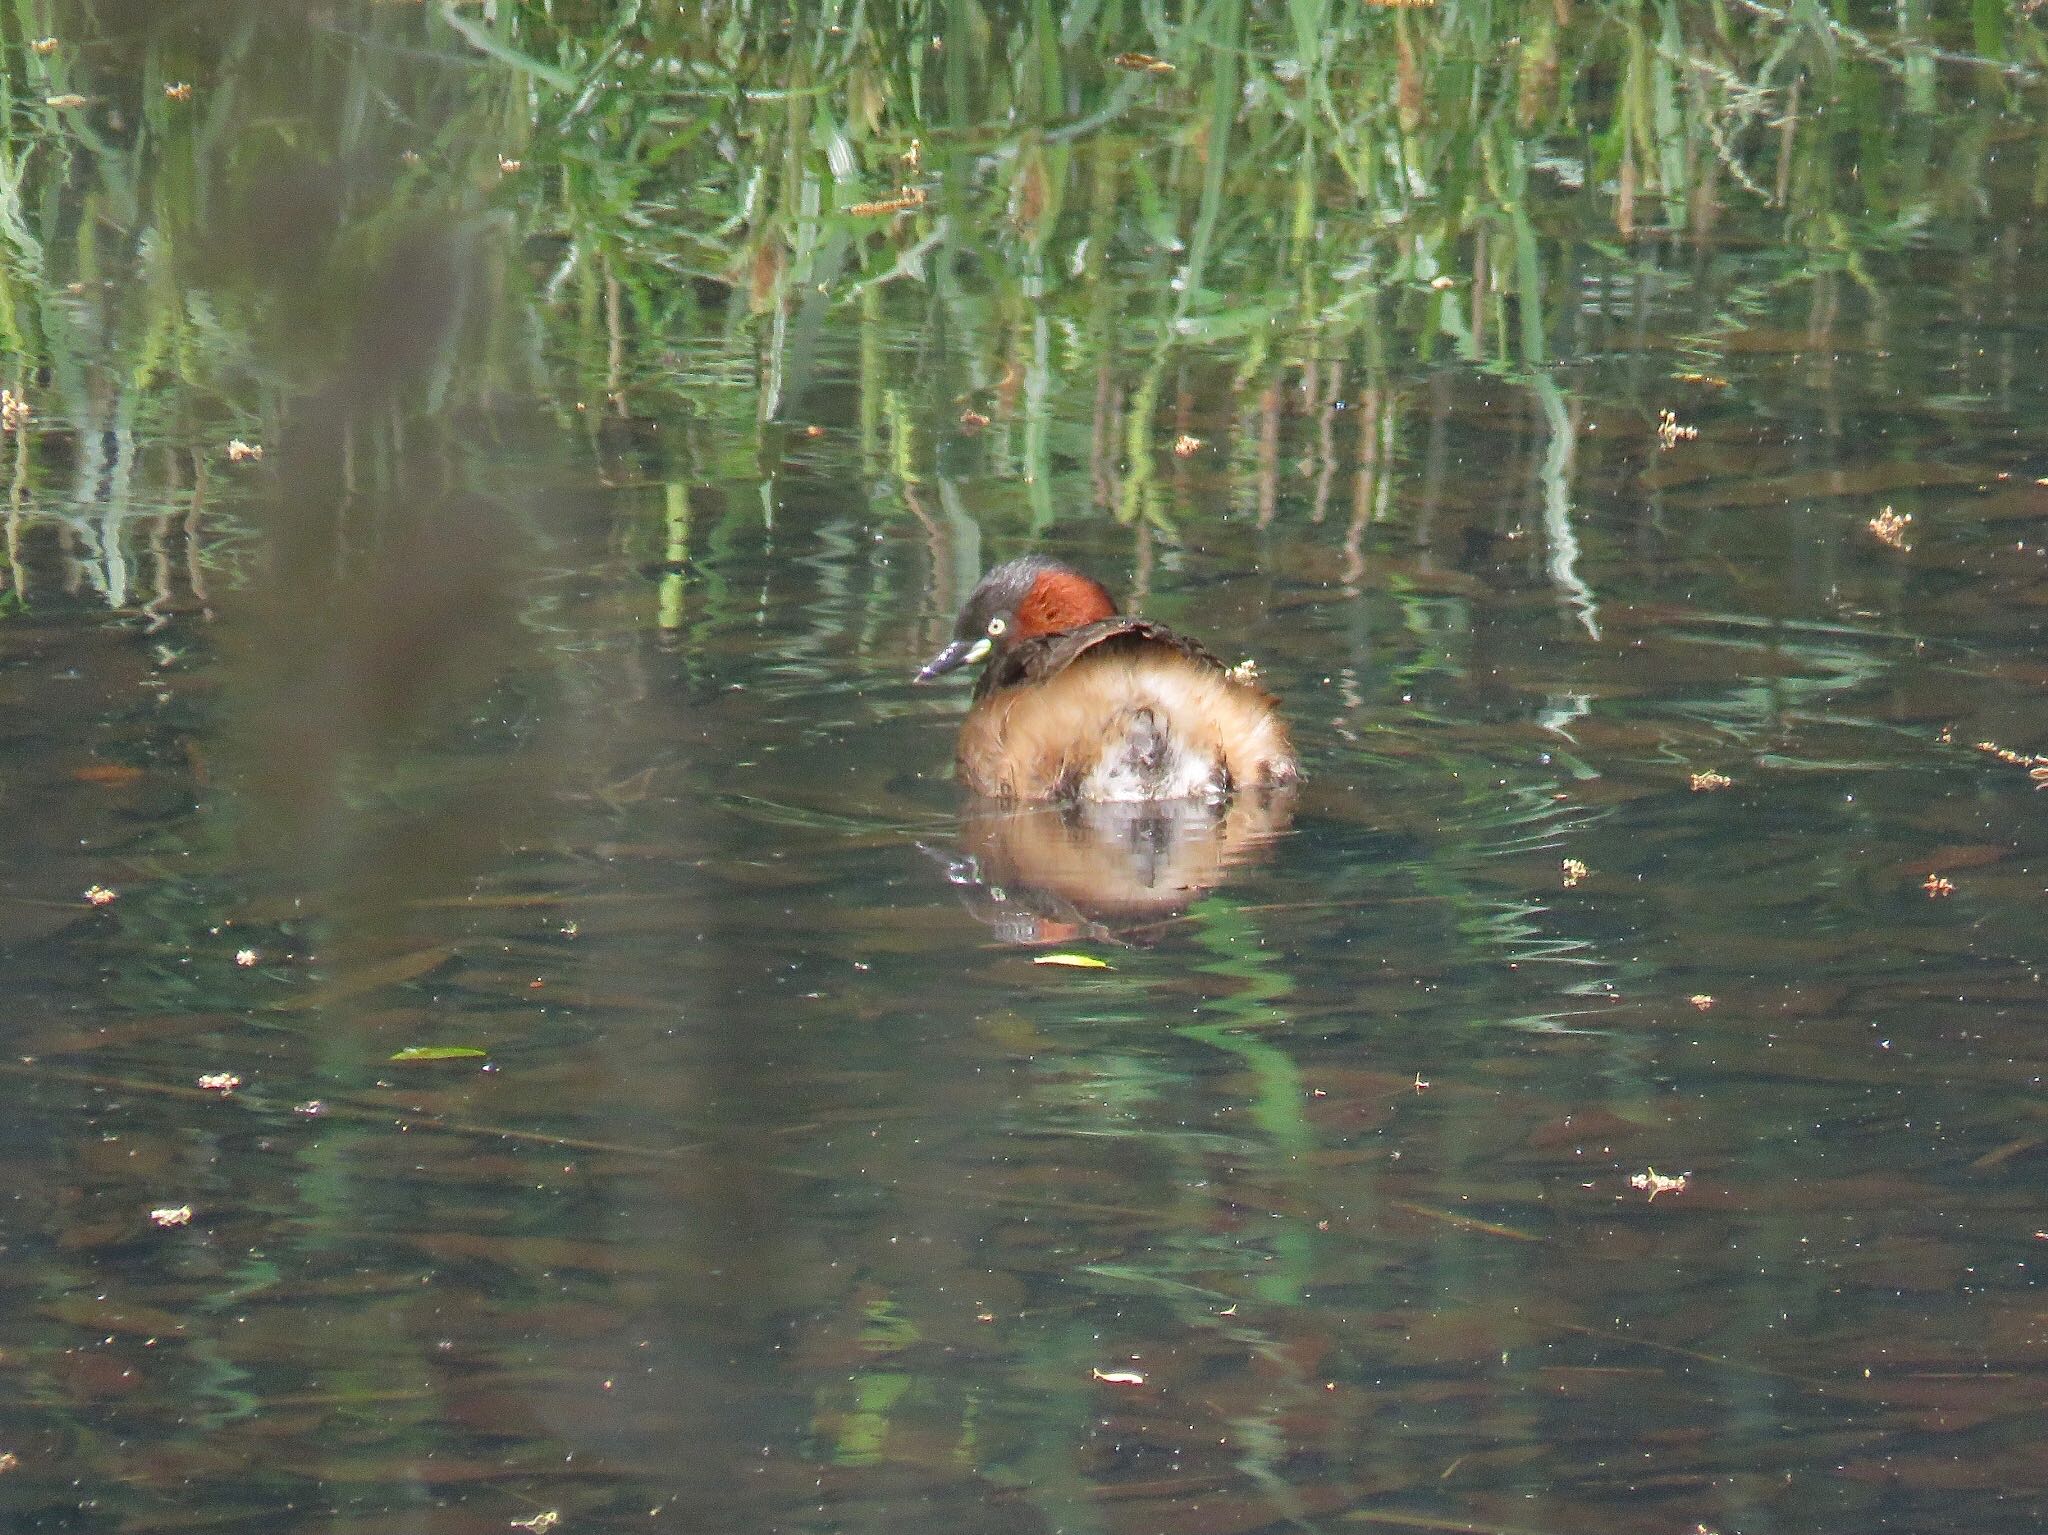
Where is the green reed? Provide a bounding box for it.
[0,0,2038,586]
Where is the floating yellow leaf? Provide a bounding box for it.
[1034,953,1112,970]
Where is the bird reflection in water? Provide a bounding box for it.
[928,790,1295,946]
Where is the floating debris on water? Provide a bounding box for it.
[847,186,925,216]
[1868,505,1912,550]
[1630,1168,1688,1201]
[1656,408,1698,448]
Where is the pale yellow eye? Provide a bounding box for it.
[986,616,1008,637]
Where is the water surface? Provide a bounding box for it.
[0,6,2043,1533]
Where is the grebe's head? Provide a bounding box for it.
[914,556,1118,682]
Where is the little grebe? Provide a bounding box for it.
[915,556,1299,802]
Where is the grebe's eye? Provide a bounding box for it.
[986,616,1008,637]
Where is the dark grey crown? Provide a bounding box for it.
[951,555,1074,639]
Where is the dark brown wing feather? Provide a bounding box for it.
[973,618,1222,700]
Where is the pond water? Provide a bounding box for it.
[0,6,2043,1534]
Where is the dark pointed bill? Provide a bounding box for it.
[914,635,991,683]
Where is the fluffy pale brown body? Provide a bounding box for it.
[956,618,1298,801]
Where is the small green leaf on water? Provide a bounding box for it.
[1033,953,1111,970]
[389,1045,489,1062]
